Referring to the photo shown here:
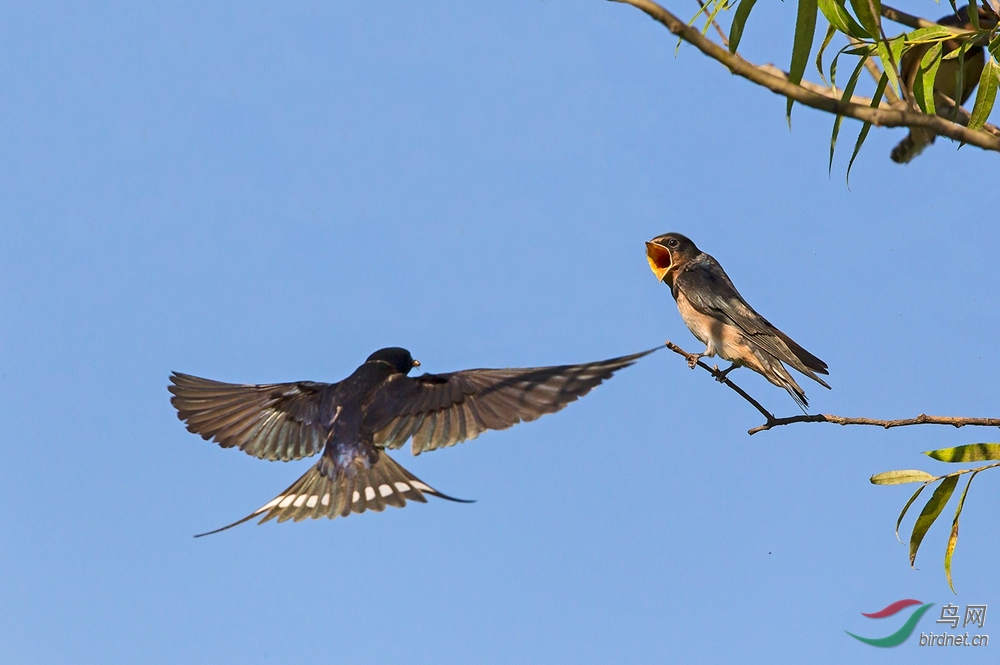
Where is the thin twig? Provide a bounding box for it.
[610,0,1000,154]
[695,0,729,47]
[664,341,1000,437]
[749,413,1000,435]
[664,341,775,421]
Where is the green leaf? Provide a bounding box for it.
[967,60,999,131]
[729,0,758,53]
[944,471,980,594]
[968,0,981,31]
[910,475,959,567]
[841,44,876,56]
[925,442,1000,463]
[702,0,728,38]
[990,33,1000,61]
[876,35,905,97]
[846,72,887,184]
[817,0,869,38]
[816,23,838,83]
[848,0,881,40]
[830,55,871,171]
[913,42,943,115]
[896,482,928,543]
[870,469,938,485]
[904,26,960,45]
[787,0,819,123]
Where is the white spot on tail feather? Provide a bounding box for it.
[306,495,318,508]
[364,486,376,501]
[394,482,410,492]
[293,495,307,507]
[378,484,393,497]
[322,493,331,506]
[259,496,284,513]
[279,495,296,508]
[409,480,432,492]
[352,490,361,503]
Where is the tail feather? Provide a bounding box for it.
[758,354,810,413]
[194,451,472,537]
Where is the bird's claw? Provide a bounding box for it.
[686,354,703,369]
[714,363,738,382]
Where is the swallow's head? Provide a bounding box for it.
[367,347,420,374]
[646,233,699,285]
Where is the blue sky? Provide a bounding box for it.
[1,2,998,663]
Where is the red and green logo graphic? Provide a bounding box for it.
[846,599,935,647]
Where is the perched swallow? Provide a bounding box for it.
[170,346,654,536]
[645,233,829,409]
[892,4,996,163]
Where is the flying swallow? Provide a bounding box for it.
[645,233,829,410]
[892,4,995,163]
[170,346,654,536]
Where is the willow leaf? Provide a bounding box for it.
[816,23,838,82]
[945,471,980,594]
[729,0,758,53]
[831,56,870,171]
[848,0,881,40]
[876,36,905,97]
[925,442,1000,463]
[914,42,943,115]
[896,482,928,543]
[788,0,819,122]
[910,475,959,567]
[846,72,887,184]
[968,60,999,131]
[817,0,869,38]
[870,469,938,485]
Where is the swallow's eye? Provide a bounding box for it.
[666,238,679,248]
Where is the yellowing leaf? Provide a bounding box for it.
[871,469,938,485]
[925,443,1000,463]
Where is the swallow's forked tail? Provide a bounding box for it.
[194,452,472,537]
[757,354,810,413]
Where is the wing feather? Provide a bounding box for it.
[368,349,656,455]
[169,372,336,461]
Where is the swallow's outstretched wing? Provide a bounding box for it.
[169,372,338,461]
[366,349,657,455]
[674,258,829,387]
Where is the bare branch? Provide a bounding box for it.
[748,413,1000,436]
[611,0,1000,154]
[664,341,1000,436]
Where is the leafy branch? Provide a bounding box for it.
[872,444,1000,593]
[610,0,1000,166]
